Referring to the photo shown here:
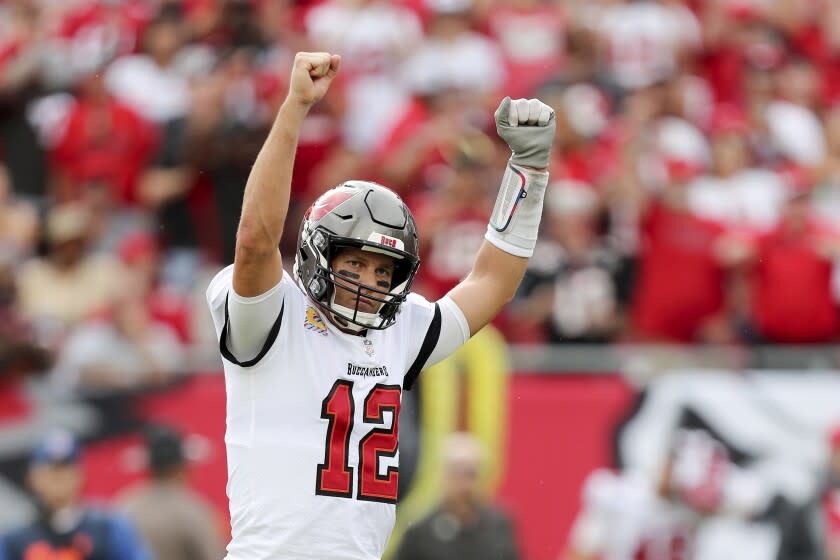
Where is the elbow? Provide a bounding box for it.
[234,241,276,266]
[500,284,518,306]
[468,270,519,307]
[235,225,278,264]
[484,275,519,307]
[493,271,522,306]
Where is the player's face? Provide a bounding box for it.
[330,247,395,314]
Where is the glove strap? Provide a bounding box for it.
[484,161,549,258]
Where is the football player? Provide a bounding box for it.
[206,52,555,559]
[565,430,777,560]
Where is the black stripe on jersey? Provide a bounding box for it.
[219,294,285,368]
[403,303,441,391]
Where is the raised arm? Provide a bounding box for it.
[233,52,341,297]
[448,97,555,335]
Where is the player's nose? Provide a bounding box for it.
[360,273,378,292]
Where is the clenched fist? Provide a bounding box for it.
[288,52,341,108]
[494,97,556,169]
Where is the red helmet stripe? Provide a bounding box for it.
[309,190,356,221]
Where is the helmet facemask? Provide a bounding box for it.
[295,181,421,332]
[301,232,419,331]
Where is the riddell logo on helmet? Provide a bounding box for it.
[380,236,396,248]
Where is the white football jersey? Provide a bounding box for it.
[206,266,441,560]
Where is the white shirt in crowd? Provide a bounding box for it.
[588,1,701,90]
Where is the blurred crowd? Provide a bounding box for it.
[2,0,840,397]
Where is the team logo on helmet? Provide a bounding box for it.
[307,189,356,221]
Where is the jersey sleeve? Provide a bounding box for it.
[205,266,292,368]
[402,294,470,390]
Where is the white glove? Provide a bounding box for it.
[494,97,556,169]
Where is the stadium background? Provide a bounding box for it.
[1,0,840,558]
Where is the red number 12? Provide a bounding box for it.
[316,380,401,504]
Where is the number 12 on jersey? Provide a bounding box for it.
[316,380,402,504]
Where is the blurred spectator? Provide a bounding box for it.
[585,0,701,93]
[394,432,520,560]
[483,0,568,99]
[182,56,269,264]
[565,430,774,560]
[306,0,421,77]
[622,152,737,343]
[774,57,822,110]
[815,105,840,224]
[374,87,483,193]
[16,204,122,338]
[45,0,152,85]
[306,0,422,152]
[0,0,48,198]
[542,82,617,191]
[51,282,185,394]
[192,0,267,49]
[825,425,840,560]
[119,426,225,560]
[741,191,840,344]
[0,258,51,383]
[513,181,621,344]
[565,469,693,560]
[50,61,157,208]
[118,232,193,343]
[765,99,826,168]
[687,104,787,231]
[412,132,498,299]
[0,164,38,258]
[135,112,203,290]
[401,0,505,102]
[0,430,151,560]
[0,255,49,428]
[105,13,192,125]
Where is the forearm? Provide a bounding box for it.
[449,97,555,335]
[238,101,307,252]
[232,52,341,296]
[233,102,307,295]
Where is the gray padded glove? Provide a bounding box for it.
[494,96,556,169]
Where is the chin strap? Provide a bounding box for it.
[329,293,379,332]
[484,161,549,258]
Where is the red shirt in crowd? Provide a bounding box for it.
[701,46,746,106]
[632,202,727,342]
[551,134,620,190]
[751,222,839,343]
[54,0,152,58]
[372,99,450,195]
[485,5,567,99]
[414,209,488,300]
[789,22,840,106]
[51,97,157,206]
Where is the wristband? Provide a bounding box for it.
[484,161,549,258]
